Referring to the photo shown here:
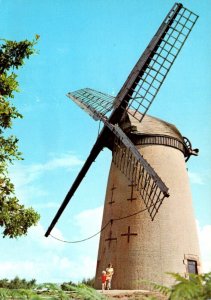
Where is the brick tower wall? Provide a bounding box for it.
[94,143,200,289]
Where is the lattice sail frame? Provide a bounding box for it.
[111,125,169,220]
[67,88,115,120]
[114,3,199,122]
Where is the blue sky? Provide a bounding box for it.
[0,0,211,283]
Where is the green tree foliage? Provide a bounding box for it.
[147,272,211,300]
[81,277,95,288]
[0,37,40,238]
[0,276,36,289]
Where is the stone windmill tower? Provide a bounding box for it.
[45,3,200,289]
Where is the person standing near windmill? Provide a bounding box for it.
[105,263,114,290]
[101,270,107,292]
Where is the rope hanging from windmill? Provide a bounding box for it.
[49,200,162,243]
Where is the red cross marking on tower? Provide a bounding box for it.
[121,226,137,243]
[105,230,117,247]
[108,184,116,205]
[127,181,137,202]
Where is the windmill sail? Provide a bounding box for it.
[113,3,198,123]
[67,88,115,121]
[108,125,169,220]
[45,134,104,237]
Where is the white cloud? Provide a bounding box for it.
[0,222,98,282]
[8,152,84,204]
[197,220,211,273]
[188,171,204,185]
[0,255,96,283]
[0,261,36,280]
[74,206,103,238]
[26,223,65,249]
[0,207,103,283]
[10,152,84,187]
[38,153,84,172]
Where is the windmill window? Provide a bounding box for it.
[187,260,198,274]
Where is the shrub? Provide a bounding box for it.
[147,272,211,300]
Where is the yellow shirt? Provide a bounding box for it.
[106,267,114,279]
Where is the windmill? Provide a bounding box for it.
[45,3,201,289]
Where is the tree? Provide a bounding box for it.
[0,36,40,238]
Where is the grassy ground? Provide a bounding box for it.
[0,286,167,300]
[0,279,166,300]
[2,272,211,299]
[0,284,106,300]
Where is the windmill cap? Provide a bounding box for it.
[121,111,184,143]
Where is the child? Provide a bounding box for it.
[101,270,107,292]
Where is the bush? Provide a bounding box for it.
[147,272,211,300]
[61,280,77,291]
[61,281,106,300]
[60,283,77,291]
[71,284,106,300]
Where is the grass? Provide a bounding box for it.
[0,283,107,300]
